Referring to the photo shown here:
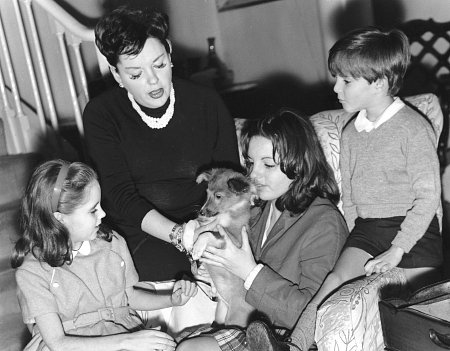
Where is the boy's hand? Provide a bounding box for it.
[364,245,404,276]
[170,279,198,306]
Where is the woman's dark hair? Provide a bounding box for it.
[328,26,410,95]
[241,109,340,215]
[95,6,170,67]
[11,160,111,268]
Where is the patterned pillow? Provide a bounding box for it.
[310,93,444,351]
[309,109,353,211]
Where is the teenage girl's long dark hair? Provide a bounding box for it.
[241,109,340,215]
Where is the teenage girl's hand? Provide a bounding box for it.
[200,225,257,281]
[364,245,404,276]
[126,328,176,350]
[170,279,198,306]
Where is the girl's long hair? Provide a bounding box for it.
[241,109,340,215]
[11,160,111,268]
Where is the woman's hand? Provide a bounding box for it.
[200,225,257,281]
[182,220,200,252]
[126,328,176,350]
[183,218,221,252]
[170,279,198,306]
[364,245,404,276]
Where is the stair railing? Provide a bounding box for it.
[0,0,108,154]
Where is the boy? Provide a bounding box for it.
[246,26,442,351]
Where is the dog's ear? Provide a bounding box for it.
[227,176,250,194]
[196,169,213,184]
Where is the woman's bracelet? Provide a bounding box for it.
[169,223,186,253]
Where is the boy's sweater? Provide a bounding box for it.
[340,104,441,253]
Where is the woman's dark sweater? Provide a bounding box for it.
[83,78,240,280]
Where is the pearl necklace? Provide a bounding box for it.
[127,84,175,129]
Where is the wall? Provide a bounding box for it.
[1,0,449,136]
[163,0,374,113]
[165,0,375,85]
[372,0,450,25]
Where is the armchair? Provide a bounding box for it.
[307,93,444,351]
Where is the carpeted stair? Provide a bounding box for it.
[0,119,41,350]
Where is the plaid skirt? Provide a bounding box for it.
[181,325,248,351]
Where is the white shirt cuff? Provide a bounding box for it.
[244,263,264,290]
[183,220,198,252]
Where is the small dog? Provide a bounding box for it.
[192,168,257,327]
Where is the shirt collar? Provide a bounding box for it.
[354,97,404,132]
[72,241,91,258]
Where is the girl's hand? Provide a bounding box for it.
[364,245,404,276]
[171,279,198,306]
[126,328,176,350]
[200,225,257,281]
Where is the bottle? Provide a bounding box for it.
[206,37,220,70]
[191,37,233,89]
[205,37,233,89]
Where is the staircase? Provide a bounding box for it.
[0,2,108,348]
[0,0,108,157]
[0,119,41,350]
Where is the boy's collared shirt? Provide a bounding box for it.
[355,97,405,132]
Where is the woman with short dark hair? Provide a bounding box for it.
[83,7,240,281]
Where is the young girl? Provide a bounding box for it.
[176,109,348,351]
[11,160,197,351]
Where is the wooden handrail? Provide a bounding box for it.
[1,0,107,155]
[29,0,95,42]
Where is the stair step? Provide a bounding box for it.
[0,312,30,351]
[0,154,41,208]
[0,206,20,272]
[0,269,31,350]
[0,269,20,315]
[0,118,7,156]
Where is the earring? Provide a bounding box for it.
[119,83,124,88]
[171,63,174,68]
